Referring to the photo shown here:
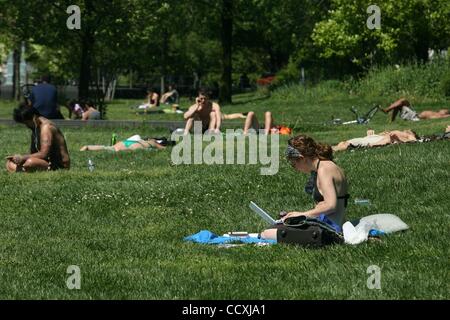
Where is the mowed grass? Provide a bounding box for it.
[0,90,449,299]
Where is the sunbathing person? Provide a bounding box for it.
[6,103,70,173]
[383,98,450,121]
[243,111,292,135]
[80,135,166,152]
[160,85,179,105]
[332,129,419,151]
[137,89,160,112]
[261,135,349,241]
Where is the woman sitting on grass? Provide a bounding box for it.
[80,135,166,152]
[261,135,349,240]
[81,100,101,121]
[137,89,160,112]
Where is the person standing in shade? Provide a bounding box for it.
[30,75,64,119]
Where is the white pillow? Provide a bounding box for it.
[357,214,409,234]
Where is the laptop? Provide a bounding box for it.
[249,201,283,225]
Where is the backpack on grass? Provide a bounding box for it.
[277,216,344,247]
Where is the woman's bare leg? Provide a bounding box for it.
[80,145,110,151]
[264,111,274,135]
[21,158,50,172]
[383,98,410,113]
[383,99,410,122]
[243,111,259,134]
[223,113,247,120]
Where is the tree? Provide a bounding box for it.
[311,0,450,76]
[219,0,233,103]
[0,0,40,99]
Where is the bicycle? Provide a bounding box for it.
[329,104,380,125]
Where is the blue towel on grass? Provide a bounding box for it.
[184,230,276,245]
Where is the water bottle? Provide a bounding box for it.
[111,133,118,146]
[354,198,371,206]
[87,159,95,172]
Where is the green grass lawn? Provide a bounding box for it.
[0,89,449,299]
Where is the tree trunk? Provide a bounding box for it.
[78,0,95,100]
[12,47,21,100]
[160,29,169,96]
[78,30,94,100]
[219,0,233,104]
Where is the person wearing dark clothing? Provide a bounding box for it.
[30,76,63,119]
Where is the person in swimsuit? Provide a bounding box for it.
[183,88,222,134]
[260,135,349,240]
[80,135,166,152]
[137,89,160,112]
[6,103,70,173]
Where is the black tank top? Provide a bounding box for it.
[305,160,350,207]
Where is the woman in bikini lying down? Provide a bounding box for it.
[80,135,166,152]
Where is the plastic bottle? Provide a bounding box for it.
[111,133,118,146]
[87,159,95,172]
[354,198,371,206]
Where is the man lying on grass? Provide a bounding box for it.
[332,126,450,151]
[6,103,70,173]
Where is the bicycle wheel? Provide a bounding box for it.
[363,105,380,122]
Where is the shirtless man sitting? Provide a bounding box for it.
[6,103,70,173]
[183,88,222,134]
[332,129,419,151]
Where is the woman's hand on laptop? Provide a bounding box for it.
[281,211,303,222]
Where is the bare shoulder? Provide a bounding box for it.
[318,160,344,176]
